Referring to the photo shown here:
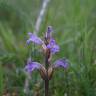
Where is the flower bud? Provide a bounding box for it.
[45,26,52,40]
[48,67,53,80]
[39,66,47,80]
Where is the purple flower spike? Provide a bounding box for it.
[54,58,69,69]
[46,26,53,39]
[47,38,60,54]
[25,58,41,73]
[27,32,43,45]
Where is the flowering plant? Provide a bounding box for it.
[25,26,69,96]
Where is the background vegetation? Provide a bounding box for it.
[0,0,96,96]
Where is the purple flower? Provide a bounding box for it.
[25,58,47,80]
[26,26,60,54]
[25,58,41,73]
[53,58,69,69]
[50,44,59,54]
[27,32,43,45]
[47,38,60,54]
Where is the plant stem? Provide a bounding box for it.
[45,79,49,96]
[45,51,50,96]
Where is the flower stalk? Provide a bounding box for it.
[45,79,49,96]
[45,49,50,96]
[25,26,69,96]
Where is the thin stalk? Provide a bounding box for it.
[45,79,49,96]
[45,52,50,96]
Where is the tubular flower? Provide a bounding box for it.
[47,38,60,54]
[27,32,43,45]
[25,58,47,79]
[25,58,41,73]
[53,58,69,69]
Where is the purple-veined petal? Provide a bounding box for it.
[25,62,41,73]
[47,38,60,54]
[27,32,43,45]
[53,58,69,69]
[25,58,42,73]
[51,44,60,54]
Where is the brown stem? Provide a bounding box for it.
[44,50,50,96]
[45,79,49,96]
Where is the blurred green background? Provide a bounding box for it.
[0,0,96,96]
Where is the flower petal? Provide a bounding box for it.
[53,58,69,69]
[25,62,41,73]
[47,38,60,54]
[47,39,56,49]
[25,58,42,73]
[51,44,60,54]
[27,32,43,45]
